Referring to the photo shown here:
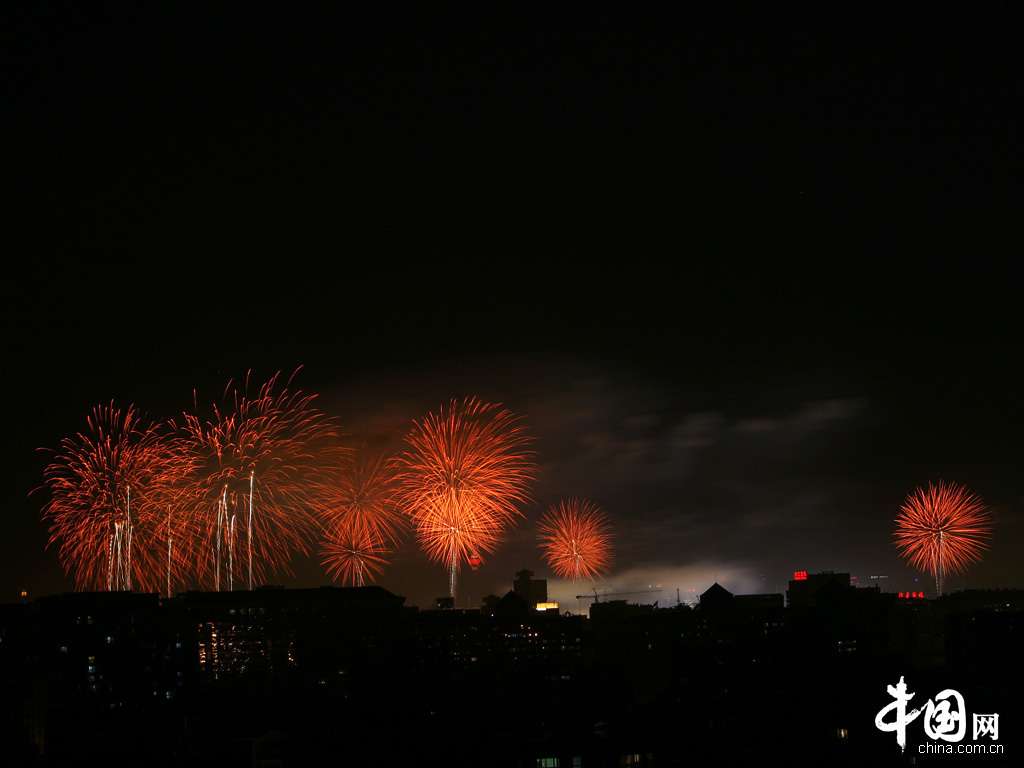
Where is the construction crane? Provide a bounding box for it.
[574,587,662,604]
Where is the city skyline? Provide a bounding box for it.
[12,353,1022,611]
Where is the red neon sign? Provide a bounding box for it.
[794,571,807,581]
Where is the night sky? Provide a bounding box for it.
[6,4,1021,611]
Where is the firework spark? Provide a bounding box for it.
[895,480,991,595]
[40,403,183,593]
[538,498,614,582]
[177,371,343,590]
[399,398,535,599]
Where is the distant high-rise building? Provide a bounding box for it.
[513,569,547,609]
[786,571,851,608]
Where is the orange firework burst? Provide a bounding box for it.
[177,371,343,591]
[320,447,404,586]
[40,403,181,593]
[321,529,389,587]
[895,480,991,595]
[538,498,614,582]
[399,398,535,598]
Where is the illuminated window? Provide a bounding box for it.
[536,759,559,767]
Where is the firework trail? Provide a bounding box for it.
[399,398,535,599]
[39,403,182,593]
[177,370,343,590]
[538,498,614,582]
[320,447,404,586]
[895,480,991,595]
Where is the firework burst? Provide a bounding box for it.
[895,480,991,595]
[321,529,390,587]
[399,398,535,599]
[322,448,404,548]
[320,447,404,586]
[40,403,182,593]
[538,498,614,582]
[177,371,343,590]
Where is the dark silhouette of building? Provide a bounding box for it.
[512,568,548,609]
[787,570,852,608]
[2,579,1021,767]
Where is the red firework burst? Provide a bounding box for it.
[398,398,535,598]
[321,529,389,587]
[320,447,404,585]
[177,371,343,591]
[538,498,614,582]
[895,480,991,595]
[39,403,182,593]
[321,447,404,547]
